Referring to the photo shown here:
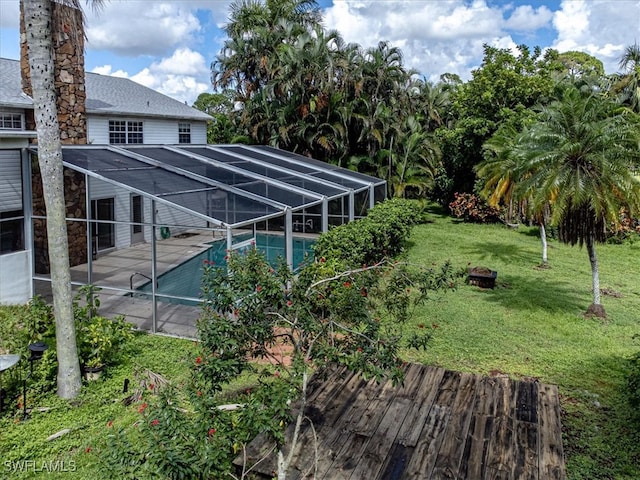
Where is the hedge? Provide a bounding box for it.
[313,198,421,267]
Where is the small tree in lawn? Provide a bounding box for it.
[197,247,458,479]
[514,84,640,317]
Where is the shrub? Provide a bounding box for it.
[448,192,501,223]
[74,285,134,368]
[607,208,640,244]
[0,299,56,409]
[102,244,460,479]
[313,198,421,267]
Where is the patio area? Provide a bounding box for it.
[36,230,216,338]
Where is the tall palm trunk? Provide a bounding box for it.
[539,221,548,266]
[23,0,81,399]
[585,233,606,317]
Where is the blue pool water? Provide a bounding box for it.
[137,233,315,305]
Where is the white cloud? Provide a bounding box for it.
[552,0,639,73]
[85,1,203,56]
[3,0,640,100]
[90,65,129,78]
[153,48,208,76]
[322,0,640,80]
[505,5,553,31]
[429,1,503,40]
[322,0,517,81]
[91,47,210,104]
[0,0,19,29]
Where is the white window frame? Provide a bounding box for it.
[178,123,191,144]
[109,120,144,144]
[0,112,23,130]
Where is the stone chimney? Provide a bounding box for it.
[20,1,87,144]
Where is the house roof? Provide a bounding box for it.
[0,57,211,121]
[0,58,33,108]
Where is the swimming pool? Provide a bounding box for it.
[137,233,316,305]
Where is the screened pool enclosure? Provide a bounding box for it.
[30,145,386,335]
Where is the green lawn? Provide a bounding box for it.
[402,208,640,479]
[1,209,639,478]
[0,333,199,479]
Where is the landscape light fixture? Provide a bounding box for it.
[23,342,49,419]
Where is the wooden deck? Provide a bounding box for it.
[236,363,565,479]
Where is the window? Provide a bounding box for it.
[0,210,24,254]
[0,150,24,253]
[178,123,191,144]
[109,120,143,144]
[91,198,115,251]
[0,113,22,130]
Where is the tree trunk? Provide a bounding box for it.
[585,233,606,318]
[277,369,309,480]
[23,0,82,399]
[539,221,548,266]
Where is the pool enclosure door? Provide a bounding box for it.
[130,194,144,244]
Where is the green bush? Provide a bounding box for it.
[313,198,421,267]
[74,285,134,368]
[0,298,56,410]
[607,208,640,244]
[101,241,459,478]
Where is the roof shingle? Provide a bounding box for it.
[0,57,211,121]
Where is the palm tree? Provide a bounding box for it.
[479,124,553,266]
[515,85,640,317]
[616,43,640,112]
[212,0,321,102]
[379,116,440,198]
[414,79,454,131]
[478,125,520,222]
[22,0,104,399]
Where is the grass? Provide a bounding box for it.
[0,333,199,479]
[1,209,640,478]
[401,207,640,479]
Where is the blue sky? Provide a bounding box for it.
[1,0,638,104]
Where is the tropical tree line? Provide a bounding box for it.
[198,0,640,318]
[198,1,640,204]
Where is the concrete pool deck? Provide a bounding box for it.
[35,230,318,339]
[35,231,219,338]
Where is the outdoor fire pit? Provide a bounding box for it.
[467,266,497,288]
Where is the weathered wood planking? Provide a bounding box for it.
[312,376,389,478]
[401,370,462,478]
[347,364,426,479]
[235,364,566,479]
[484,376,518,480]
[538,383,566,479]
[395,365,446,448]
[430,372,479,478]
[513,381,539,480]
[459,376,502,479]
[289,370,371,479]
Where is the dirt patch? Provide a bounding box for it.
[600,287,622,298]
[250,327,294,367]
[584,303,607,319]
